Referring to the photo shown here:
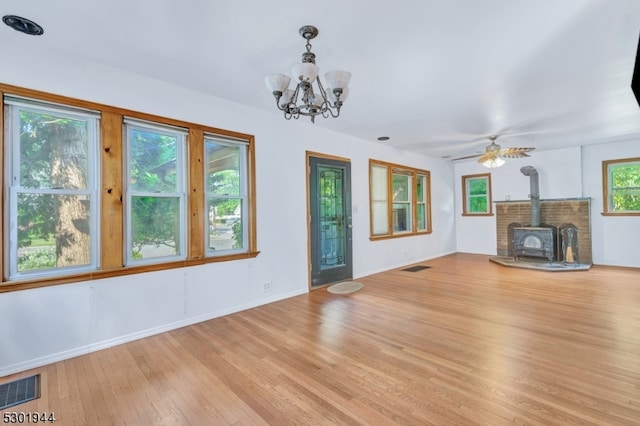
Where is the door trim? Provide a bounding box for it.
[305,151,352,290]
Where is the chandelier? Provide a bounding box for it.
[265,25,351,123]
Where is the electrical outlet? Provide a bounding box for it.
[263,281,272,292]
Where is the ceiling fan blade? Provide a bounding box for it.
[452,153,483,161]
[477,152,495,163]
[499,147,535,158]
[500,152,531,159]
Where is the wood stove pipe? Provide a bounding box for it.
[520,166,540,227]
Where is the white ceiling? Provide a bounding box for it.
[3,0,640,160]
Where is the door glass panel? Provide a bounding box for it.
[318,166,345,270]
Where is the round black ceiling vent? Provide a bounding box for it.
[2,15,44,36]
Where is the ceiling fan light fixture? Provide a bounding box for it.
[482,157,505,168]
[266,25,350,123]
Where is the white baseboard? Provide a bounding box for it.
[0,288,308,377]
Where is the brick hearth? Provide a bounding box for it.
[495,198,592,265]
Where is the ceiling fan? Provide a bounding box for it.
[454,135,535,168]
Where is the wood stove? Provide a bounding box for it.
[513,226,556,262]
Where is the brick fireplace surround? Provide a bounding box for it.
[495,198,592,265]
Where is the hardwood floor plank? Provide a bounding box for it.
[2,254,639,425]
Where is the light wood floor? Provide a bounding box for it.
[3,253,640,425]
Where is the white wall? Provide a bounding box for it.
[0,48,455,375]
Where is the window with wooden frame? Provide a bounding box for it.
[462,173,493,216]
[4,97,100,280]
[125,119,187,265]
[205,135,249,255]
[369,159,431,239]
[602,157,640,215]
[1,84,258,291]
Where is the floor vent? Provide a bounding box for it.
[401,265,432,272]
[0,374,40,410]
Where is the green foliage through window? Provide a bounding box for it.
[126,123,185,262]
[463,174,492,215]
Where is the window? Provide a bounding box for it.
[125,120,187,264]
[462,173,493,216]
[4,98,99,280]
[369,159,431,238]
[1,84,258,290]
[205,135,249,255]
[602,157,640,215]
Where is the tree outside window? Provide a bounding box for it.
[462,173,493,216]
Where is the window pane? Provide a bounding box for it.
[393,203,412,232]
[208,198,243,251]
[372,201,389,235]
[469,196,488,213]
[130,196,180,259]
[19,110,89,190]
[17,193,92,272]
[392,173,411,202]
[417,203,426,230]
[468,178,487,196]
[611,162,640,188]
[417,175,426,202]
[371,164,388,200]
[611,189,640,212]
[206,142,241,196]
[129,128,178,193]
